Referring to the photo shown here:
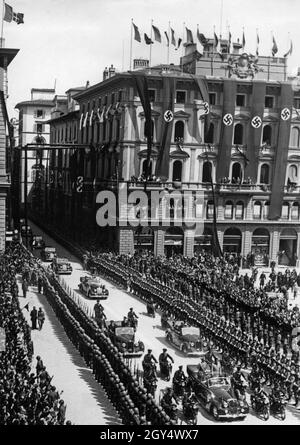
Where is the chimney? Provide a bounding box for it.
[109,64,116,78]
[86,80,90,89]
[103,66,109,81]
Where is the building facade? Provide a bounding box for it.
[43,42,300,265]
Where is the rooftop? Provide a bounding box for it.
[15,99,54,109]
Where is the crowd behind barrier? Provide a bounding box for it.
[0,243,66,425]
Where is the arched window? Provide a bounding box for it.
[174,121,184,142]
[204,123,214,143]
[291,202,299,220]
[169,198,175,218]
[253,201,262,219]
[224,200,233,219]
[264,201,270,219]
[281,202,289,220]
[202,161,212,182]
[235,201,244,219]
[206,200,214,219]
[144,119,154,140]
[288,164,298,183]
[172,160,182,181]
[231,162,242,183]
[233,123,243,145]
[260,164,270,184]
[262,125,272,145]
[290,126,300,148]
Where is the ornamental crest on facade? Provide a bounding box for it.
[225,53,264,79]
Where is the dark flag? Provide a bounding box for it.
[256,32,259,56]
[242,30,246,49]
[272,36,278,56]
[175,38,182,50]
[235,146,249,168]
[214,32,219,49]
[284,40,293,57]
[164,31,169,46]
[171,28,176,46]
[144,33,153,45]
[152,25,161,42]
[131,73,152,179]
[186,27,194,44]
[228,31,232,53]
[4,3,24,24]
[132,22,141,42]
[197,30,208,46]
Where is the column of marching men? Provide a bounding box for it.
[87,252,300,407]
[0,243,67,425]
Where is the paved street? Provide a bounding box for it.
[27,220,300,425]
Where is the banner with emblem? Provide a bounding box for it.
[269,83,293,219]
[245,81,266,181]
[216,79,237,181]
[155,76,176,180]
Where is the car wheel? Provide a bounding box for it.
[212,405,219,421]
[280,407,286,421]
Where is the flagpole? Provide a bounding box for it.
[129,18,133,70]
[149,19,153,68]
[167,21,171,65]
[219,0,223,40]
[181,21,185,73]
[1,0,5,47]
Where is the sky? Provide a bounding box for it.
[3,0,300,118]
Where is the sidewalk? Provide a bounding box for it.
[18,279,121,425]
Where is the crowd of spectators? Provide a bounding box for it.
[0,242,67,425]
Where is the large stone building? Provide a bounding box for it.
[42,43,300,266]
[0,44,18,251]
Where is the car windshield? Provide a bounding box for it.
[181,327,200,337]
[45,248,55,252]
[58,259,69,264]
[207,377,229,387]
[34,237,42,241]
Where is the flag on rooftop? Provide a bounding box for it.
[144,33,153,45]
[284,40,293,57]
[132,22,141,42]
[186,27,194,44]
[152,25,161,42]
[171,28,176,46]
[272,36,278,56]
[3,3,24,24]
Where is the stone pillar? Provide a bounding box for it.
[154,229,165,257]
[184,229,194,258]
[245,198,252,219]
[270,228,279,262]
[119,228,134,255]
[217,229,224,251]
[243,230,252,257]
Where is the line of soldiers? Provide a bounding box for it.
[88,255,300,407]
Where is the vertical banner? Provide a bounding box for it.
[155,76,176,180]
[216,79,237,181]
[245,81,266,181]
[269,83,293,219]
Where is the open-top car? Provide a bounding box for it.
[21,225,33,237]
[78,276,109,299]
[186,364,249,420]
[107,321,144,357]
[165,322,203,355]
[53,257,73,275]
[40,246,57,262]
[32,235,46,249]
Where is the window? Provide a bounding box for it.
[262,125,272,145]
[265,96,274,108]
[115,120,120,141]
[235,201,244,219]
[253,201,262,219]
[290,127,300,148]
[281,202,289,219]
[36,123,43,133]
[174,121,184,142]
[233,123,243,145]
[236,94,245,106]
[206,200,214,219]
[118,90,123,102]
[103,95,108,105]
[291,202,299,220]
[148,89,156,102]
[205,122,214,143]
[111,93,115,104]
[144,119,154,140]
[109,120,113,141]
[224,201,233,219]
[102,121,106,140]
[209,93,216,105]
[35,109,44,118]
[288,164,298,183]
[294,97,300,109]
[142,159,152,176]
[231,162,242,183]
[172,160,182,181]
[202,161,212,182]
[260,164,270,184]
[176,91,186,104]
[264,201,270,219]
